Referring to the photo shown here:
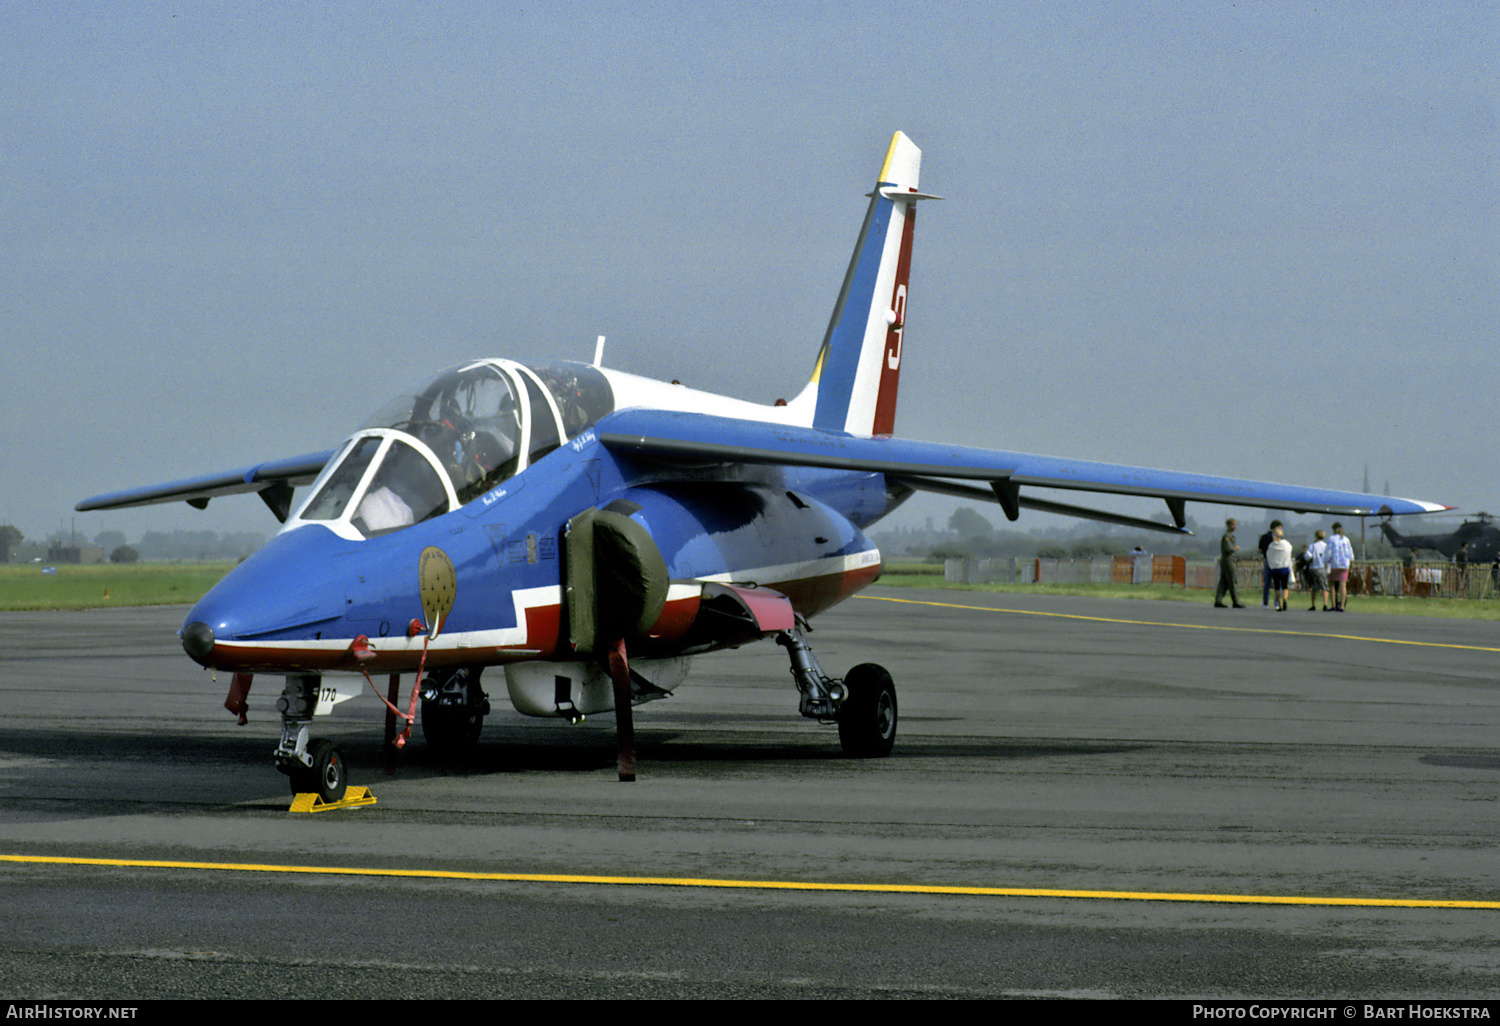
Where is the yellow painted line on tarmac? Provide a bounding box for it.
[861,594,1500,653]
[3,854,1497,910]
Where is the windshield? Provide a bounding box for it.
[298,433,452,538]
[352,439,451,535]
[300,436,381,522]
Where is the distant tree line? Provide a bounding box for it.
[5,526,268,562]
[134,530,266,561]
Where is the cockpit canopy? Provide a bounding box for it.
[288,359,613,540]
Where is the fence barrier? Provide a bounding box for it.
[942,557,1497,600]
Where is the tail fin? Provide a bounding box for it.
[795,131,940,437]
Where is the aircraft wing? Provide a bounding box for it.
[598,409,1450,527]
[75,449,337,522]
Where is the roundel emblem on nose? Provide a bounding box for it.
[419,546,457,640]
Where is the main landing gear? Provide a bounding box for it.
[837,663,899,758]
[275,675,348,804]
[777,622,898,758]
[419,666,490,756]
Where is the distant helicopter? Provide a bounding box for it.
[1379,512,1500,563]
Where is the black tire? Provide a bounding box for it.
[837,663,897,758]
[421,702,484,753]
[420,668,487,755]
[289,738,348,803]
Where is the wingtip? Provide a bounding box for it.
[1381,500,1456,516]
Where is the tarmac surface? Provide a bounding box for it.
[2,586,1499,999]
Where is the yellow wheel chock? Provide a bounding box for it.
[289,786,377,813]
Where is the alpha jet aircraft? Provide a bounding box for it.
[78,132,1450,802]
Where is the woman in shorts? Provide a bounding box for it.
[1266,524,1293,611]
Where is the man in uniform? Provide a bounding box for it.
[1215,517,1245,608]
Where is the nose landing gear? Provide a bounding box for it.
[275,675,356,807]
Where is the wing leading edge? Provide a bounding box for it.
[598,409,1450,528]
[75,449,337,523]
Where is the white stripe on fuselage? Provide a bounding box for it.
[697,548,882,588]
[214,550,880,659]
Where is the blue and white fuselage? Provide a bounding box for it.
[181,356,894,684]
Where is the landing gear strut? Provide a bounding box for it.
[777,622,897,758]
[274,675,348,803]
[776,622,847,720]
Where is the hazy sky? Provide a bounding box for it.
[4,1,1495,543]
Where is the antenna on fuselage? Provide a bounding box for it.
[592,335,606,367]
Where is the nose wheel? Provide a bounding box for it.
[285,738,348,804]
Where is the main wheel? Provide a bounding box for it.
[288,738,348,803]
[837,663,897,758]
[420,668,488,756]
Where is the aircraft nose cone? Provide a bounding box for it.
[182,621,215,666]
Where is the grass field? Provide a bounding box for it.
[4,559,1497,621]
[0,562,238,611]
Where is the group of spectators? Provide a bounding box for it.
[1214,518,1354,612]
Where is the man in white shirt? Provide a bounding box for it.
[1327,522,1355,612]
